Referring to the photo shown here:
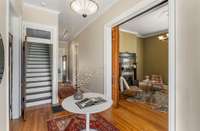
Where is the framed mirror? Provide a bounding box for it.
[0,33,4,83]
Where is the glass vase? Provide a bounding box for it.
[73,87,83,100]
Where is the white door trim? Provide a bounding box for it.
[23,21,55,43]
[22,22,59,105]
[70,42,79,87]
[103,0,176,131]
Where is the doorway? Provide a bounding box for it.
[113,2,169,130]
[104,0,175,130]
[113,0,169,108]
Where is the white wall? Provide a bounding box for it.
[0,0,9,130]
[0,0,23,128]
[23,4,59,104]
[10,0,23,16]
[74,0,141,93]
[176,0,200,130]
[9,5,23,119]
[119,31,144,80]
[23,3,59,27]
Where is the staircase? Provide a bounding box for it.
[25,42,52,107]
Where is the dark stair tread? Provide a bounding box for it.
[29,43,50,46]
[28,53,49,55]
[26,90,52,95]
[26,80,51,83]
[29,45,49,47]
[25,96,52,103]
[29,49,49,52]
[26,67,51,69]
[26,71,51,74]
[28,43,50,47]
[29,49,49,51]
[26,75,51,78]
[28,45,49,49]
[28,51,49,53]
[27,55,50,57]
[26,63,50,65]
[26,84,52,89]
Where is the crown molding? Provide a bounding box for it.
[119,28,168,38]
[119,28,143,38]
[24,3,60,15]
[142,29,168,38]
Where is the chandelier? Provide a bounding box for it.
[70,0,99,18]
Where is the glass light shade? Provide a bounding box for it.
[70,0,98,17]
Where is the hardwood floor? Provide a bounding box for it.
[10,100,168,131]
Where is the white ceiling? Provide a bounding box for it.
[24,0,118,42]
[120,4,168,38]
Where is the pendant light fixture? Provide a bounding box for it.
[70,0,99,18]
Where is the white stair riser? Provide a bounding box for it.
[26,68,50,72]
[27,61,49,65]
[26,86,51,94]
[26,92,51,100]
[26,99,51,107]
[29,48,49,52]
[27,58,49,61]
[26,81,51,87]
[26,64,50,68]
[26,72,51,77]
[28,55,49,58]
[26,76,51,82]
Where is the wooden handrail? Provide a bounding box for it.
[21,37,28,121]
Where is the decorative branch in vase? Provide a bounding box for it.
[73,69,96,100]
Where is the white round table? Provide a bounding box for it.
[62,92,112,131]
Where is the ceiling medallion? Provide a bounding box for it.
[70,0,99,18]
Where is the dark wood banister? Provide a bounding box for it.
[21,36,28,121]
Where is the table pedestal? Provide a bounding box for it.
[62,93,112,131]
[81,113,97,131]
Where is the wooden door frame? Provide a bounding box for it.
[112,26,120,107]
[104,0,176,131]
